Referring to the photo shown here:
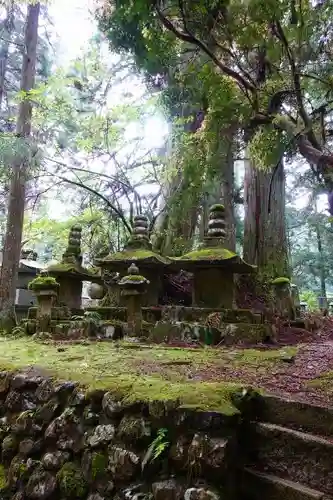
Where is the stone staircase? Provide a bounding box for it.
[240,395,333,500]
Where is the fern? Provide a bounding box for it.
[151,428,170,461]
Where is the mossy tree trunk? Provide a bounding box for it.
[201,134,236,251]
[243,156,289,278]
[152,104,202,256]
[0,3,40,329]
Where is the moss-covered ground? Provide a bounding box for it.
[0,338,300,414]
[2,334,333,409]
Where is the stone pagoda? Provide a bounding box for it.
[95,215,171,306]
[118,263,149,336]
[171,204,255,308]
[47,225,99,310]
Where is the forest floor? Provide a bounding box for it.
[2,321,333,412]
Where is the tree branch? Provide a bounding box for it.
[274,20,321,151]
[54,175,132,234]
[154,1,255,92]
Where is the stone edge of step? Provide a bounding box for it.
[242,467,330,500]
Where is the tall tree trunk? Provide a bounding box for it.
[243,156,289,278]
[0,3,40,327]
[0,2,15,110]
[152,105,202,255]
[314,200,327,308]
[202,135,236,251]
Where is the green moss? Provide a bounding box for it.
[97,249,170,265]
[91,452,108,481]
[18,463,27,479]
[57,462,88,498]
[0,338,298,415]
[125,274,147,281]
[307,371,333,392]
[47,262,94,278]
[176,247,237,261]
[233,346,298,364]
[271,277,291,285]
[0,465,7,490]
[210,203,225,212]
[28,276,59,291]
[85,266,100,275]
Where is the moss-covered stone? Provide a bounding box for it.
[118,415,151,441]
[47,262,91,276]
[220,322,272,345]
[210,203,225,212]
[96,248,170,265]
[7,456,28,487]
[91,452,108,482]
[22,320,36,335]
[175,247,237,261]
[123,274,147,282]
[271,277,290,285]
[0,464,7,490]
[57,462,88,498]
[28,276,59,291]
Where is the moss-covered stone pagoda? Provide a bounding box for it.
[47,225,99,309]
[171,204,255,308]
[95,215,171,306]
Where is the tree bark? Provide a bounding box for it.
[0,3,40,327]
[0,2,15,110]
[152,105,202,255]
[314,200,327,309]
[243,155,289,278]
[202,135,236,251]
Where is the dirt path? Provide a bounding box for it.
[137,340,333,407]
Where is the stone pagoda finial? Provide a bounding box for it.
[126,215,152,250]
[128,262,139,275]
[63,224,82,262]
[205,204,226,245]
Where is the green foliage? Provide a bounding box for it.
[83,311,101,321]
[28,276,59,291]
[299,291,319,311]
[147,428,170,463]
[98,0,333,181]
[248,126,289,170]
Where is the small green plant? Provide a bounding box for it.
[300,290,319,311]
[28,276,59,291]
[141,428,170,472]
[149,428,169,461]
[84,311,102,322]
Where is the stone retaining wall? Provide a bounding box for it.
[0,369,241,500]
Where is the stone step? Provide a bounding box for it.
[259,394,333,437]
[241,467,330,500]
[249,422,333,495]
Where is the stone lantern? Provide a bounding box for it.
[28,273,60,332]
[118,263,149,337]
